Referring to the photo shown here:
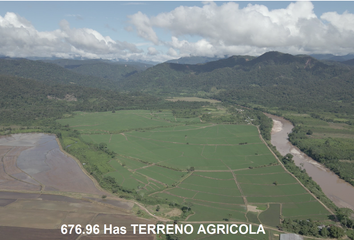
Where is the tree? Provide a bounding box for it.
[282,153,294,163]
[99,142,107,150]
[320,227,329,237]
[156,205,160,212]
[306,129,313,135]
[329,225,344,239]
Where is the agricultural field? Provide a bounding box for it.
[59,110,332,228]
[166,97,221,103]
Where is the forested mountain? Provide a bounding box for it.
[0,58,123,90]
[47,58,152,70]
[119,51,354,113]
[0,74,160,124]
[165,55,228,64]
[45,59,149,81]
[310,53,354,62]
[342,58,354,66]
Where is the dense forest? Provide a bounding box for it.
[0,58,125,90]
[0,74,160,125]
[46,58,150,81]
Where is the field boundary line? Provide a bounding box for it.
[1,147,43,190]
[255,126,335,216]
[75,213,99,240]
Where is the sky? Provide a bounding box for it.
[1,1,354,62]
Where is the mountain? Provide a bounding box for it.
[44,59,149,81]
[119,51,353,113]
[165,56,229,64]
[342,58,354,66]
[120,51,346,92]
[311,53,354,62]
[46,58,153,71]
[0,58,122,90]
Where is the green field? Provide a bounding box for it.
[58,110,332,226]
[259,204,281,227]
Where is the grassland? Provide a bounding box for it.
[57,110,332,228]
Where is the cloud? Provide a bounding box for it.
[128,1,354,57]
[0,12,141,59]
[147,47,158,55]
[127,11,159,44]
[167,48,178,57]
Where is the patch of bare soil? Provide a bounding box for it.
[166,97,220,103]
[247,205,263,213]
[80,236,153,240]
[0,198,16,206]
[165,208,182,217]
[47,94,77,102]
[0,226,79,240]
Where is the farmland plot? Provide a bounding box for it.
[59,111,332,225]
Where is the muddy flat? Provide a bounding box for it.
[0,134,154,239]
[0,133,102,195]
[0,226,79,240]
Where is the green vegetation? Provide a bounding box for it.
[0,74,160,125]
[0,58,120,90]
[259,204,280,228]
[285,113,354,186]
[57,110,332,225]
[2,51,353,239]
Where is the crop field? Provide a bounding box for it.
[259,204,281,227]
[166,97,221,103]
[58,110,332,228]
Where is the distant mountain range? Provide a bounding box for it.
[120,51,347,92]
[119,51,354,113]
[1,51,353,115]
[0,58,152,90]
[310,53,354,62]
[165,56,228,64]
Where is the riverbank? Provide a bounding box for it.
[266,113,354,211]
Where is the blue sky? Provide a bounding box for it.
[1,1,354,62]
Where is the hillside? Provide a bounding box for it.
[165,55,228,64]
[311,53,354,62]
[0,74,160,125]
[0,58,122,90]
[119,51,354,114]
[342,58,354,66]
[46,58,152,79]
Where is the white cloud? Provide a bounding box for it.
[167,48,178,57]
[127,11,159,45]
[128,1,354,57]
[0,12,141,59]
[147,47,158,55]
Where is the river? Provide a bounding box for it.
[265,113,354,211]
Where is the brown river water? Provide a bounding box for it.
[265,113,354,211]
